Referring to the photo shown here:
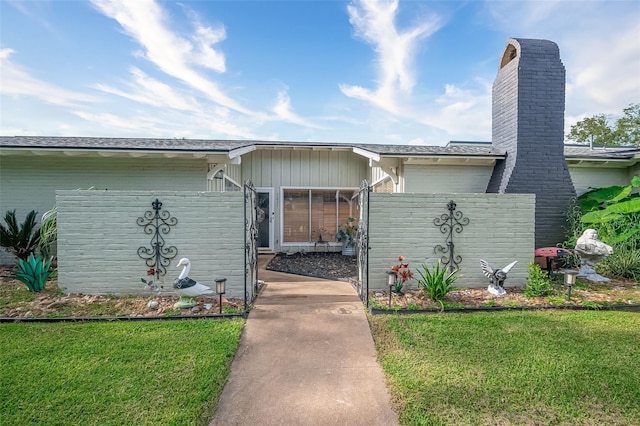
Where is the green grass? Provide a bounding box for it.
[370,311,640,425]
[0,319,244,426]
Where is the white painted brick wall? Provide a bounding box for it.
[368,193,535,291]
[57,191,246,298]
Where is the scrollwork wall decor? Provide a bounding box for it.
[137,198,178,279]
[433,200,469,272]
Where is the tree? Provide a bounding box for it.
[615,103,640,147]
[567,102,640,147]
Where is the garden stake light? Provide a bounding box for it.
[386,270,397,309]
[564,270,577,300]
[215,278,227,314]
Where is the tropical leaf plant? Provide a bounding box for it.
[14,253,52,292]
[0,210,41,261]
[576,176,640,251]
[578,175,640,212]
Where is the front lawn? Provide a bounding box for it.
[370,311,640,425]
[0,319,243,426]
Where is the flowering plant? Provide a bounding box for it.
[391,256,413,293]
[141,267,163,295]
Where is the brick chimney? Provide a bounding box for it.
[486,38,575,247]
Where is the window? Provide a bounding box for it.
[223,176,241,192]
[373,177,394,193]
[282,188,357,244]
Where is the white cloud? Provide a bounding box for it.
[271,89,322,129]
[484,0,640,133]
[340,0,441,114]
[0,48,97,107]
[94,67,201,112]
[90,0,256,116]
[73,111,158,131]
[73,106,257,139]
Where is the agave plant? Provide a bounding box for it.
[0,210,40,261]
[15,253,52,292]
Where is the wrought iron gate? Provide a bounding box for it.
[355,180,370,305]
[244,180,259,311]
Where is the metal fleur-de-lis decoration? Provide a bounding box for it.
[433,200,469,272]
[137,198,178,279]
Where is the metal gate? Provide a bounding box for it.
[244,180,259,311]
[355,180,370,306]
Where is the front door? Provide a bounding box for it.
[257,188,274,251]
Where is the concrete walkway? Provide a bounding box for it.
[210,257,399,426]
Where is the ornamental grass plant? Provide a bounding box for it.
[416,261,460,304]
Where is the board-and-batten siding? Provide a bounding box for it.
[402,165,494,193]
[0,154,207,264]
[568,167,630,196]
[242,150,367,188]
[241,150,368,251]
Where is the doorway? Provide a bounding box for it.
[257,188,274,251]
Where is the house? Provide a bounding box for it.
[1,38,639,297]
[1,137,638,258]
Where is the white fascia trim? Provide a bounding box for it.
[352,147,380,162]
[566,158,635,168]
[228,145,256,160]
[2,147,229,159]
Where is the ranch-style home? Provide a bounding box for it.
[1,136,639,255]
[1,38,639,299]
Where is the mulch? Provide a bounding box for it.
[266,253,640,310]
[266,252,358,281]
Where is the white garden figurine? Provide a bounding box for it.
[574,229,613,282]
[480,259,518,296]
[173,258,214,308]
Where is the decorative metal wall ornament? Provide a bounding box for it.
[244,180,259,308]
[433,200,469,272]
[355,179,371,304]
[137,198,178,279]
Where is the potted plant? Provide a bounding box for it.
[336,216,357,256]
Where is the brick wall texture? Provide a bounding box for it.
[367,193,535,291]
[56,191,246,297]
[486,38,576,247]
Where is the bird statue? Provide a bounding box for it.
[173,258,214,308]
[480,259,518,296]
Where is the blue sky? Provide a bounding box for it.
[1,0,639,145]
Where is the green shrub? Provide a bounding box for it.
[596,249,640,281]
[15,253,52,292]
[0,210,40,261]
[524,263,554,298]
[416,261,460,303]
[38,206,57,262]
